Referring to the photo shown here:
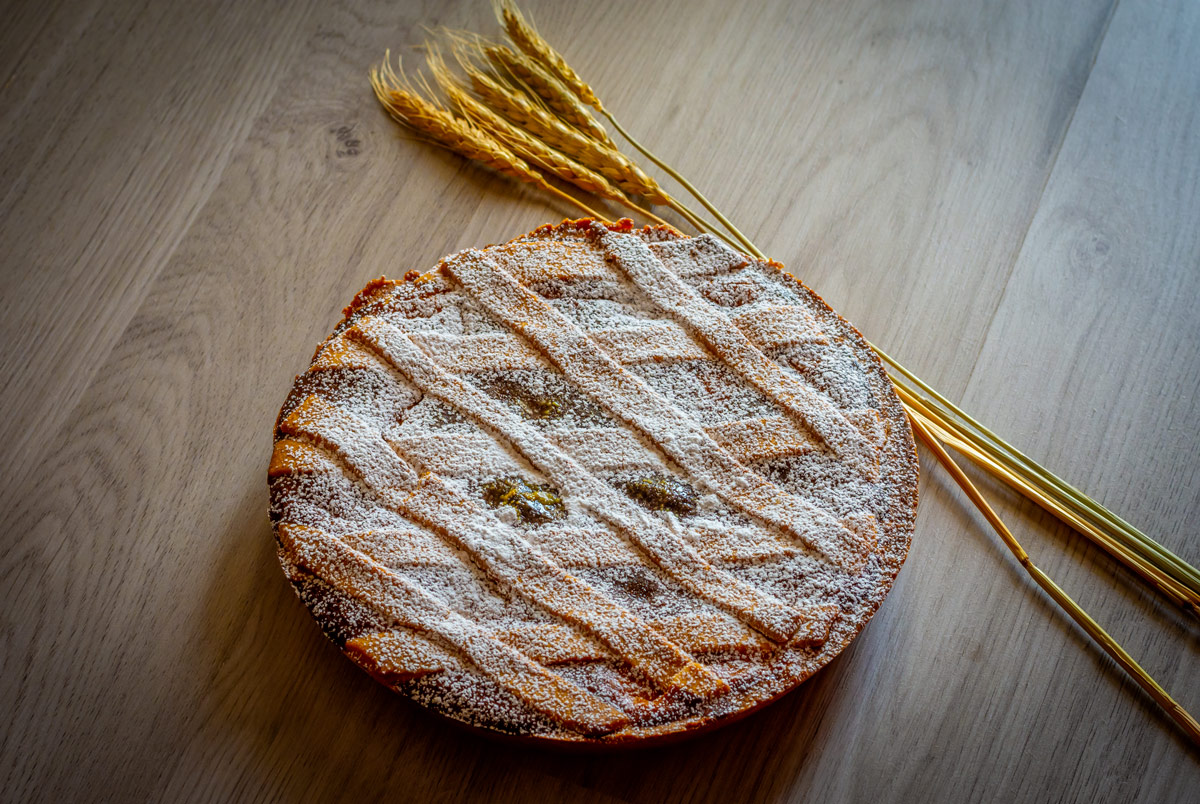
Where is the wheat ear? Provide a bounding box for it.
[493,0,602,110]
[426,49,668,226]
[450,46,660,200]
[488,3,763,256]
[369,54,601,219]
[442,40,730,243]
[481,19,737,247]
[485,44,614,147]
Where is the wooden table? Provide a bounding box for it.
[2,0,1197,800]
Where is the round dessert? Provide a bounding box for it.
[268,218,918,746]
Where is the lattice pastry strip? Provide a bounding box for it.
[586,323,709,363]
[345,607,792,687]
[646,233,751,278]
[280,394,725,698]
[387,432,532,479]
[345,630,452,683]
[545,428,670,473]
[311,335,380,372]
[732,305,828,351]
[595,228,879,479]
[704,416,822,463]
[403,322,708,375]
[278,522,630,735]
[441,253,876,573]
[352,317,826,642]
[488,238,617,284]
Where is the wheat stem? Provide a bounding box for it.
[546,186,605,218]
[898,381,1200,604]
[907,411,1200,746]
[601,111,766,260]
[895,383,1200,614]
[666,198,731,241]
[874,345,1200,599]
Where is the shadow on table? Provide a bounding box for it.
[195,481,850,803]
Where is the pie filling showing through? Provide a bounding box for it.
[269,219,918,743]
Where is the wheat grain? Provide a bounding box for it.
[443,41,668,207]
[480,78,663,201]
[370,54,600,218]
[486,44,614,148]
[426,50,667,226]
[468,61,584,150]
[493,0,602,110]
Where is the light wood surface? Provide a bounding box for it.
[1,0,1197,800]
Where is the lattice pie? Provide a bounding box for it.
[269,219,918,745]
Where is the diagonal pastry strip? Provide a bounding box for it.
[345,609,786,687]
[277,522,631,735]
[594,227,880,479]
[280,395,725,697]
[441,250,876,573]
[270,435,798,566]
[350,317,833,642]
[404,321,707,373]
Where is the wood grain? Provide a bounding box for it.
[1,0,1197,801]
[0,0,319,483]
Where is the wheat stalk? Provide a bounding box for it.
[425,48,669,227]
[484,44,614,147]
[875,346,1200,607]
[491,0,764,257]
[896,383,1200,613]
[494,0,602,110]
[906,411,1200,746]
[369,53,601,220]
[431,36,730,243]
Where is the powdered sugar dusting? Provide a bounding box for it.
[269,219,919,744]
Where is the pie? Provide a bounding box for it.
[268,218,919,745]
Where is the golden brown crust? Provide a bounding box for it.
[269,219,918,746]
